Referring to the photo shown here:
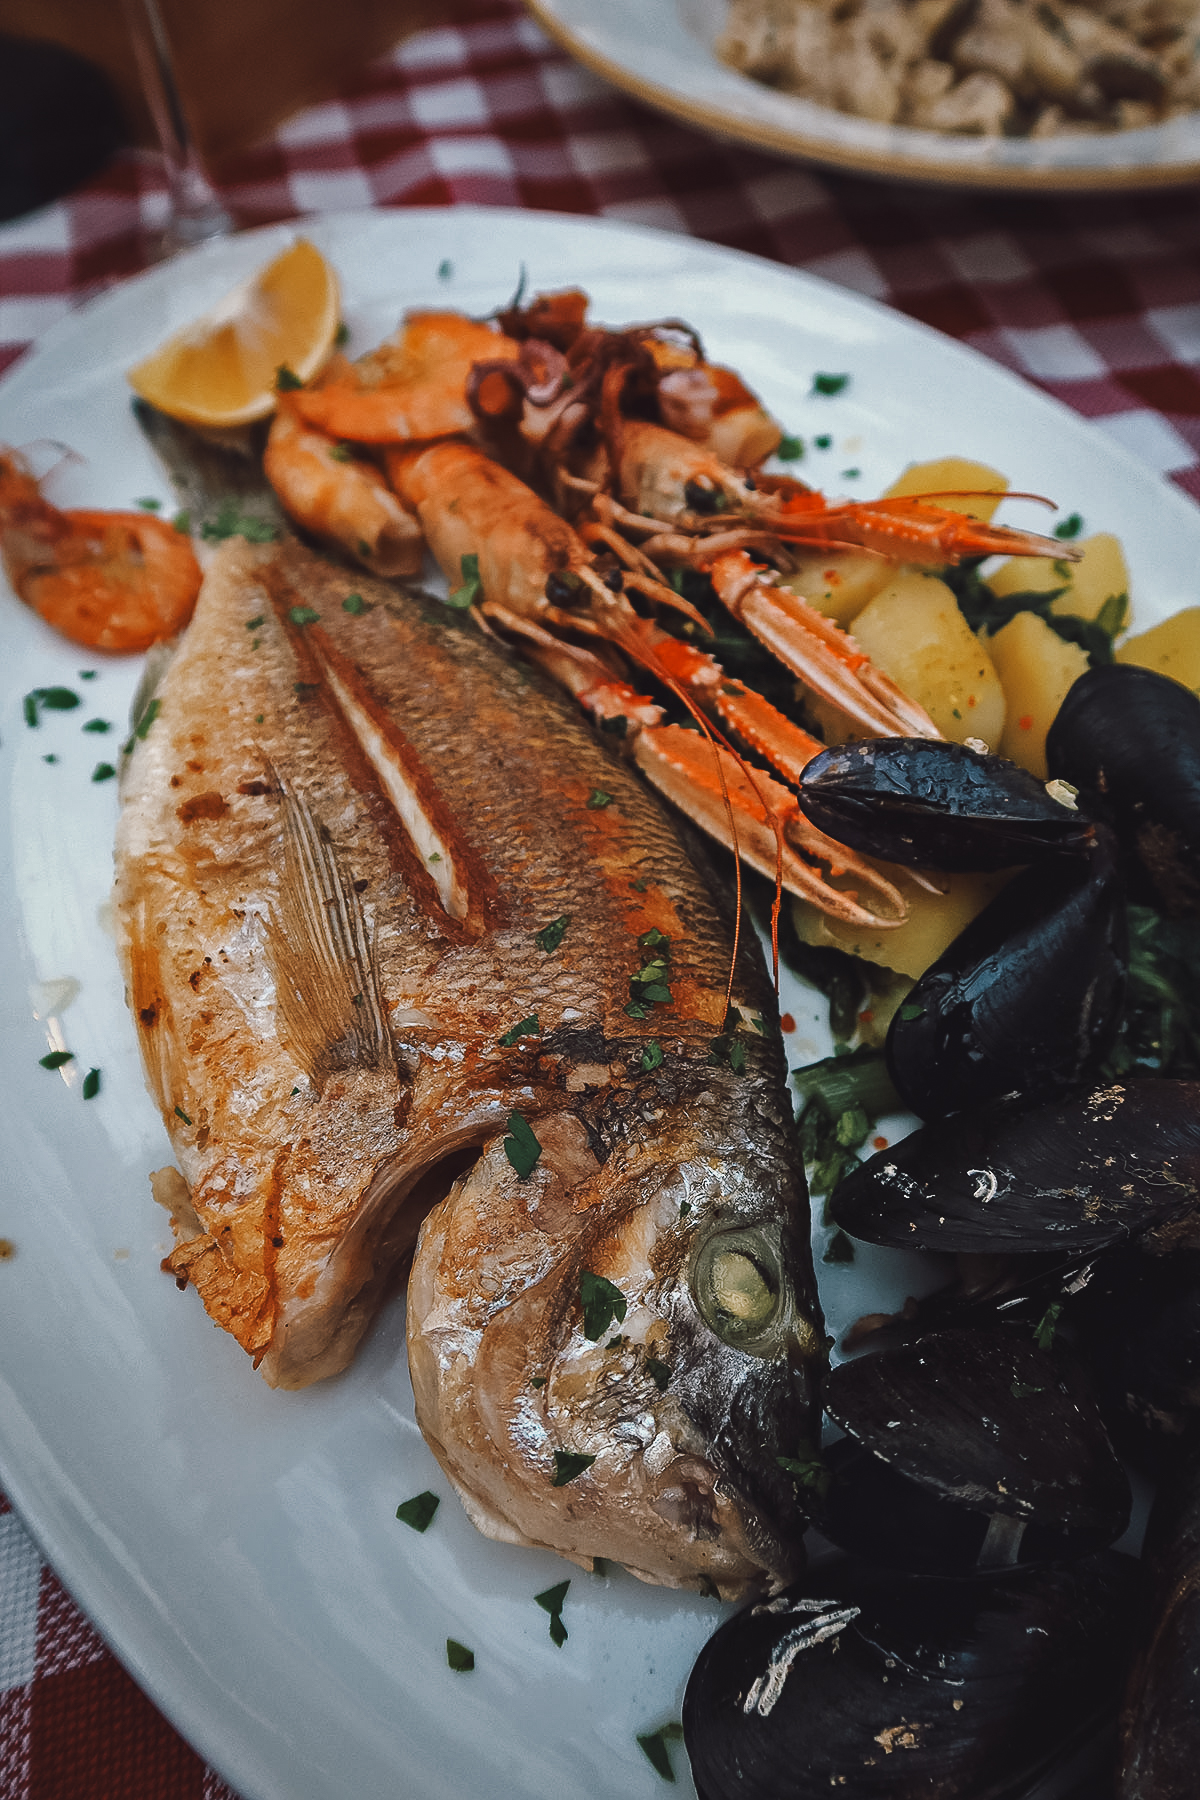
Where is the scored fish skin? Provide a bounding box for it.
[113,535,823,1594]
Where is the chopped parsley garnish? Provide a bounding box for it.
[24,686,80,727]
[841,468,861,480]
[42,754,57,765]
[136,496,162,511]
[83,718,111,733]
[79,670,97,680]
[637,1722,683,1782]
[174,1105,193,1125]
[498,1014,540,1047]
[778,1445,832,1498]
[245,615,265,631]
[275,363,303,391]
[587,789,613,809]
[445,1639,475,1673]
[503,1111,542,1180]
[776,433,804,461]
[39,1050,74,1070]
[328,443,353,463]
[814,433,832,449]
[437,259,454,280]
[82,1068,101,1100]
[342,592,369,615]
[91,762,116,783]
[580,1269,626,1341]
[638,927,670,953]
[708,1034,746,1073]
[631,876,651,892]
[1034,1301,1063,1350]
[395,1490,440,1532]
[172,511,191,534]
[645,1356,671,1392]
[812,371,850,396]
[640,1039,664,1072]
[448,551,482,610]
[334,321,350,348]
[551,1450,595,1487]
[1054,512,1084,539]
[535,1579,570,1647]
[288,605,320,627]
[530,1375,546,1388]
[535,914,569,952]
[122,695,161,754]
[899,1002,925,1021]
[200,502,278,543]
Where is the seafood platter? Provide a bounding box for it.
[1,206,1200,1799]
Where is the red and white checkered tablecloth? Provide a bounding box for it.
[2,0,1199,1792]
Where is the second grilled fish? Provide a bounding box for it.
[113,536,822,1594]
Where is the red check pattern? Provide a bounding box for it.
[2,0,1199,1791]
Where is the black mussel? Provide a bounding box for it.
[818,1328,1130,1573]
[1118,1433,1200,1797]
[1071,1247,1200,1475]
[683,1553,1139,1800]
[1047,663,1200,917]
[885,823,1126,1118]
[796,738,1095,871]
[831,1080,1200,1256]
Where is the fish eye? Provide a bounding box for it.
[692,1225,789,1355]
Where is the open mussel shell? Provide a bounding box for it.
[683,1553,1139,1800]
[831,1080,1200,1256]
[819,1329,1130,1568]
[795,738,1095,871]
[1047,663,1200,917]
[884,824,1126,1118]
[1118,1433,1200,1798]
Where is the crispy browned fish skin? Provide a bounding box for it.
[113,536,821,1592]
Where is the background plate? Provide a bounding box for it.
[526,0,1200,190]
[0,206,1196,1800]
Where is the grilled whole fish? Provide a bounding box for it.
[113,536,822,1594]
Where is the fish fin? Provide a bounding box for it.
[265,768,390,1085]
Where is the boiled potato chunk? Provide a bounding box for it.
[849,572,1007,746]
[782,552,893,627]
[989,610,1090,779]
[792,869,1011,979]
[988,533,1131,627]
[1116,607,1200,697]
[883,456,1008,522]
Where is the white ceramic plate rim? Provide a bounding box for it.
[526,0,1200,189]
[0,206,1197,1800]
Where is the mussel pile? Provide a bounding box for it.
[682,666,1200,1800]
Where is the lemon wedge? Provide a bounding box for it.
[127,239,341,428]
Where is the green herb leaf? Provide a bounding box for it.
[334,320,350,348]
[82,1067,101,1100]
[793,1048,898,1121]
[136,496,162,511]
[814,433,832,449]
[42,755,57,765]
[172,510,191,534]
[638,927,671,954]
[447,550,482,610]
[503,1111,542,1180]
[446,1639,475,1672]
[587,789,613,809]
[288,605,320,627]
[812,372,850,396]
[776,433,804,461]
[1033,1301,1063,1351]
[39,1050,74,1069]
[636,1723,683,1782]
[437,259,454,280]
[535,914,569,952]
[342,591,369,615]
[275,363,303,391]
[777,1444,831,1497]
[199,501,278,544]
[640,1039,664,1072]
[83,718,111,732]
[395,1490,440,1532]
[22,693,37,728]
[551,1450,595,1487]
[535,1579,570,1647]
[35,686,81,712]
[79,670,97,680]
[499,1014,540,1047]
[91,762,116,783]
[625,1001,649,1019]
[530,1375,545,1388]
[174,1104,193,1125]
[645,1356,671,1391]
[899,1002,925,1021]
[580,1269,627,1341]
[841,468,861,480]
[1054,512,1084,539]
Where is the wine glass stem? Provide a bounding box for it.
[122,0,233,252]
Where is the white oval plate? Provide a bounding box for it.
[526,0,1200,189]
[0,207,1195,1800]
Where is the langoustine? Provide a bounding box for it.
[113,533,825,1595]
